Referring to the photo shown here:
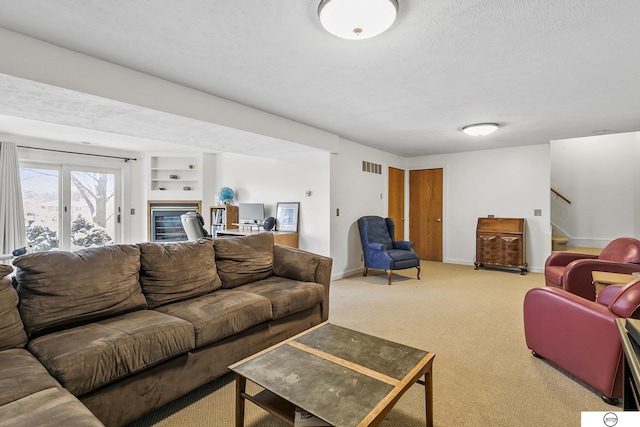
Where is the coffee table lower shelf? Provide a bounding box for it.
[236,378,297,426]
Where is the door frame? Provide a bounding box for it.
[388,166,405,241]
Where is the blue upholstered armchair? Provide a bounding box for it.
[357,216,421,285]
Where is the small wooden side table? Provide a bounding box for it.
[592,271,638,299]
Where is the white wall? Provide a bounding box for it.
[329,138,407,279]
[407,144,551,272]
[215,152,331,256]
[8,135,554,274]
[551,132,639,247]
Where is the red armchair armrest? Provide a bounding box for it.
[545,251,598,267]
[563,259,640,301]
[597,284,624,306]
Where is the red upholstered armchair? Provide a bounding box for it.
[523,278,640,403]
[544,237,640,301]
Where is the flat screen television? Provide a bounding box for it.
[238,203,265,224]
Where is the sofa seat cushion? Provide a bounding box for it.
[544,265,564,288]
[27,310,195,396]
[387,249,419,262]
[0,348,60,407]
[0,387,105,427]
[0,279,27,350]
[238,276,325,319]
[138,238,222,309]
[214,233,274,288]
[155,289,273,348]
[14,245,147,337]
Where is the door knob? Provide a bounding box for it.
[436,218,441,222]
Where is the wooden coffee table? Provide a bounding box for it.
[229,323,435,427]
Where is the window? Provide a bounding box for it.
[20,162,121,252]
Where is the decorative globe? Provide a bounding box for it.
[218,187,234,205]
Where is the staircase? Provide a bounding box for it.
[552,235,568,252]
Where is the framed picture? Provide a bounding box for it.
[276,202,299,232]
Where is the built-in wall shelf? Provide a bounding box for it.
[148,154,203,199]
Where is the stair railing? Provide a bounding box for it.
[551,188,571,204]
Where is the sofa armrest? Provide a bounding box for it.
[273,244,332,321]
[564,259,640,301]
[393,241,414,251]
[365,243,386,252]
[523,287,623,397]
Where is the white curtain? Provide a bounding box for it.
[0,141,26,258]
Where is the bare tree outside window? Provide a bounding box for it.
[21,167,116,251]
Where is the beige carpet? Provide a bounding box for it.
[127,262,619,427]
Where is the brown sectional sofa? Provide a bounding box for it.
[0,233,332,426]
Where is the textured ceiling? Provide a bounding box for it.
[0,0,639,156]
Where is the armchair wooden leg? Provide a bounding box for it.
[386,270,392,285]
[363,267,368,277]
[416,265,421,280]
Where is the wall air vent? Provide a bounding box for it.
[362,160,382,174]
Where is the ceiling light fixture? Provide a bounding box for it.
[462,123,500,136]
[318,0,399,40]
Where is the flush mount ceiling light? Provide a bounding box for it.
[462,123,500,136]
[318,0,399,40]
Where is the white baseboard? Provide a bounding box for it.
[331,267,363,281]
[569,237,612,249]
[332,261,543,281]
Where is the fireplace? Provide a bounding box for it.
[148,201,202,242]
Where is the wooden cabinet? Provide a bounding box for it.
[209,205,238,233]
[474,217,527,274]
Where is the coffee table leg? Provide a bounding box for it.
[424,369,433,427]
[235,373,247,427]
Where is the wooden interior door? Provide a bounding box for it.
[388,167,405,240]
[409,168,443,261]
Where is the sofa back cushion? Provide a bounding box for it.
[272,245,319,282]
[138,238,222,309]
[360,216,394,249]
[0,272,28,350]
[13,245,147,337]
[214,233,274,288]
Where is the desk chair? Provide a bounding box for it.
[180,212,210,241]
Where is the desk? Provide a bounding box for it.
[592,272,638,299]
[216,229,299,249]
